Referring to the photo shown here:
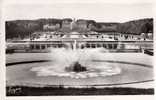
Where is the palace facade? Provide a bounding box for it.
[43,18,91,32]
[6,18,153,54]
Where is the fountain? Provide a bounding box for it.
[65,61,87,72]
[6,19,153,91]
[30,39,122,79]
[30,19,122,78]
[6,37,153,88]
[65,40,88,72]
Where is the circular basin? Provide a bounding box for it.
[6,60,153,87]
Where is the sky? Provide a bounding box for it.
[3,3,154,22]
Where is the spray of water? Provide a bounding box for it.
[31,43,121,79]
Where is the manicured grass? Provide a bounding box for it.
[6,86,154,96]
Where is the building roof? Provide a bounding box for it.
[62,18,72,22]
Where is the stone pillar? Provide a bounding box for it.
[33,44,36,49]
[45,44,47,49]
[40,44,42,50]
[106,44,108,49]
[101,43,103,48]
[112,43,114,49]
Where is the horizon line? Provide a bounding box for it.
[5,17,153,23]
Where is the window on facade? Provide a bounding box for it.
[41,45,45,49]
[36,45,40,49]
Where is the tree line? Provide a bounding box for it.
[5,18,153,39]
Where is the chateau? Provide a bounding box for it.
[6,18,153,54]
[43,18,92,32]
